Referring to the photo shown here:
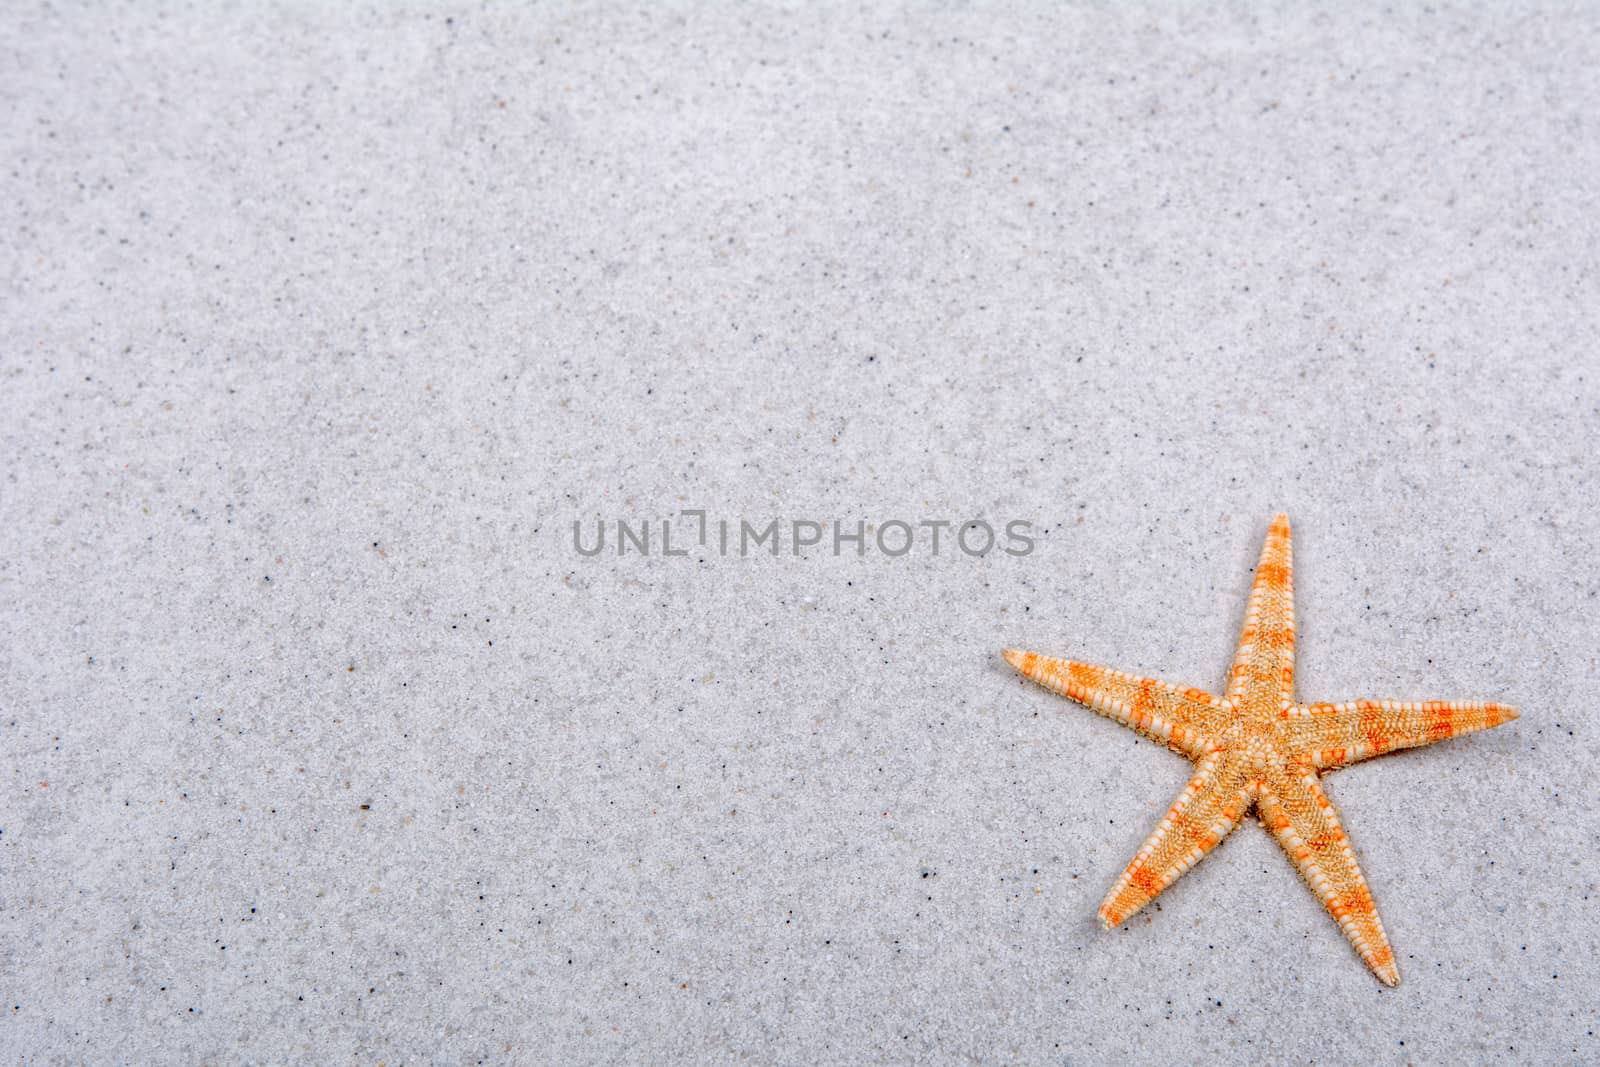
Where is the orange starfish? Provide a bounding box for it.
[1003,514,1517,986]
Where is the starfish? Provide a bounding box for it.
[1002,514,1517,986]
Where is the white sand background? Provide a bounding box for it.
[3,2,1597,1063]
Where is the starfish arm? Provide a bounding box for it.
[1226,513,1297,707]
[1257,762,1399,986]
[1002,649,1227,756]
[1282,700,1520,771]
[1098,749,1253,927]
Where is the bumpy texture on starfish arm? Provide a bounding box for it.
[1258,762,1397,986]
[1003,513,1518,987]
[1097,748,1253,928]
[1281,700,1520,771]
[997,651,1228,757]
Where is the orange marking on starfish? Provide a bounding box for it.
[1256,562,1289,586]
[1263,629,1294,650]
[1130,866,1162,896]
[1003,513,1518,986]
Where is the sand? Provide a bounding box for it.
[2,2,1596,1062]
